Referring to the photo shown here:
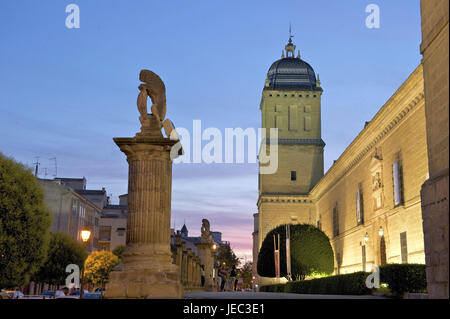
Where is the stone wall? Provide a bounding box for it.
[420,0,449,299]
[312,65,428,274]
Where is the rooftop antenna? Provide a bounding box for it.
[43,167,48,179]
[49,157,57,177]
[33,156,40,177]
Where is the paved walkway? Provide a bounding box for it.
[184,291,385,299]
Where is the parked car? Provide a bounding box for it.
[83,292,101,299]
[69,289,89,297]
[0,290,10,299]
[40,290,66,299]
[6,290,24,299]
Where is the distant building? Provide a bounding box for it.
[99,204,127,251]
[170,223,225,256]
[39,179,101,252]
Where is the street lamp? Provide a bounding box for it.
[378,226,384,237]
[81,229,91,243]
[80,228,91,299]
[212,244,217,250]
[364,232,369,243]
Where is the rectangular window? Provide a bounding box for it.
[291,171,296,181]
[356,186,364,225]
[304,116,311,131]
[72,201,78,217]
[400,232,408,264]
[288,105,298,130]
[333,205,339,237]
[393,161,404,206]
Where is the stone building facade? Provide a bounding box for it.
[39,178,102,252]
[419,0,449,299]
[253,37,431,285]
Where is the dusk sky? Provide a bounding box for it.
[0,1,422,261]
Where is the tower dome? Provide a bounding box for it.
[266,37,319,91]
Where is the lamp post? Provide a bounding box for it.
[80,228,91,299]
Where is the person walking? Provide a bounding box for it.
[216,267,222,291]
[200,265,205,287]
[230,265,237,291]
[220,267,226,291]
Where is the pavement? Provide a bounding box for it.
[184,291,386,299]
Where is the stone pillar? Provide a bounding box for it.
[105,116,183,298]
[195,242,215,291]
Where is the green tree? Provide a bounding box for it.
[83,250,119,295]
[0,153,52,289]
[239,262,253,289]
[34,232,87,292]
[112,245,125,261]
[257,224,334,280]
[216,243,240,268]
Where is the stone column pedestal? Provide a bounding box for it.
[105,131,183,298]
[195,242,215,291]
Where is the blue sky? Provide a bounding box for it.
[0,0,422,259]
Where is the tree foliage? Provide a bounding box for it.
[239,262,253,289]
[257,224,334,280]
[216,243,240,268]
[112,245,125,261]
[84,250,119,288]
[0,153,52,288]
[34,232,87,286]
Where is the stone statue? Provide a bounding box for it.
[137,70,167,122]
[201,219,212,243]
[372,172,382,191]
[136,70,178,141]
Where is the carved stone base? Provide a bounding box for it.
[136,114,163,138]
[105,245,183,299]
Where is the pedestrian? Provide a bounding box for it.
[217,267,222,291]
[201,265,205,287]
[220,267,226,291]
[230,265,236,291]
[234,270,240,291]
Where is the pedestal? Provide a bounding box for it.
[105,130,183,298]
[195,242,215,291]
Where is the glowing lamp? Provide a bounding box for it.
[80,229,91,243]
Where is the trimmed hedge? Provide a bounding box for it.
[260,272,372,295]
[260,264,428,296]
[379,264,427,296]
[257,224,334,280]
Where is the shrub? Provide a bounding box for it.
[263,272,373,295]
[257,224,334,280]
[379,264,427,296]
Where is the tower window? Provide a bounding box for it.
[313,95,317,98]
[277,94,280,97]
[269,94,272,97]
[284,94,287,97]
[291,171,296,181]
[299,94,302,97]
[291,94,295,97]
[393,159,404,206]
